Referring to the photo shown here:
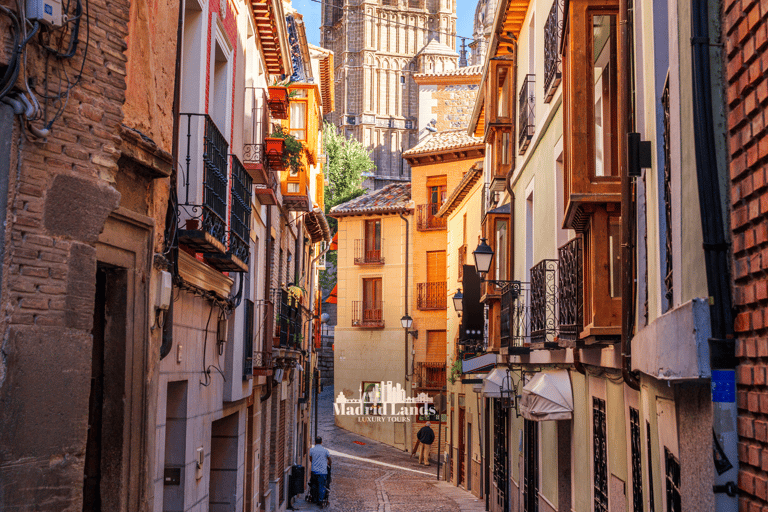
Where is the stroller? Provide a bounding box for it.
[305,465,332,508]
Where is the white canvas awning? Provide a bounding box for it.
[519,370,573,421]
[481,368,513,398]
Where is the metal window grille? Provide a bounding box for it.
[230,155,253,264]
[665,448,681,512]
[662,76,673,309]
[530,259,558,345]
[493,400,508,509]
[243,300,255,377]
[518,75,536,154]
[543,0,563,101]
[558,236,583,342]
[523,418,539,512]
[630,408,643,512]
[647,421,655,510]
[593,397,608,512]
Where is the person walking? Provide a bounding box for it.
[309,436,332,507]
[416,422,435,466]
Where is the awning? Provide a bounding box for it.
[481,368,513,398]
[325,284,337,304]
[519,370,573,421]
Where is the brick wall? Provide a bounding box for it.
[0,0,131,509]
[726,0,768,507]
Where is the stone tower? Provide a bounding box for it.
[321,0,457,189]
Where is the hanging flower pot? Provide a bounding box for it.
[267,86,289,119]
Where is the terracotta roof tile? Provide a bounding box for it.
[329,183,412,217]
[402,129,483,156]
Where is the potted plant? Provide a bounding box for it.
[268,125,303,172]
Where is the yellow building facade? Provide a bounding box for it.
[329,184,415,450]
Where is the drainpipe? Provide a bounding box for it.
[691,0,738,506]
[160,0,186,360]
[400,212,410,383]
[619,0,640,391]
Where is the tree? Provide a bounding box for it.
[323,122,372,216]
[319,122,374,293]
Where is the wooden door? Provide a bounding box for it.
[363,278,382,321]
[364,219,381,260]
[458,405,466,487]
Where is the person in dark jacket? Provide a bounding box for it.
[416,422,435,466]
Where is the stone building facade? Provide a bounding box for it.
[727,0,768,507]
[320,0,458,188]
[0,1,332,511]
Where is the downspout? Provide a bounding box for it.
[160,0,186,360]
[399,212,410,382]
[691,0,738,505]
[619,0,640,390]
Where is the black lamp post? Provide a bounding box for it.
[400,315,418,338]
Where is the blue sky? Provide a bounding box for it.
[297,0,478,49]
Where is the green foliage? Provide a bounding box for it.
[448,357,463,385]
[270,125,303,172]
[322,122,373,215]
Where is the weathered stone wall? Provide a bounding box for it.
[0,0,131,509]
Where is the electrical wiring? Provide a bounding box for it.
[314,0,477,46]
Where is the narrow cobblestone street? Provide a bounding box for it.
[292,386,485,512]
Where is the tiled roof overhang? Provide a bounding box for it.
[435,164,484,218]
[250,0,291,75]
[305,208,332,243]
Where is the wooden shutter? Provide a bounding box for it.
[427,251,447,283]
[426,330,447,362]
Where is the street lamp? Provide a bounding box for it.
[500,369,515,409]
[472,238,495,274]
[452,289,463,312]
[400,314,418,338]
[472,238,520,291]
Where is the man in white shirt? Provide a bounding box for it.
[309,437,331,505]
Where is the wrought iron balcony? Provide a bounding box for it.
[518,74,535,154]
[500,282,531,354]
[273,288,303,350]
[354,239,385,265]
[417,282,447,310]
[252,351,273,376]
[558,236,583,344]
[204,155,251,273]
[252,300,274,376]
[530,259,558,347]
[414,362,446,390]
[178,113,229,255]
[543,0,563,102]
[352,301,384,328]
[416,203,446,231]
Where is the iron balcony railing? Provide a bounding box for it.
[543,0,563,102]
[243,143,265,166]
[178,113,229,251]
[230,155,252,265]
[500,282,530,352]
[352,301,384,328]
[518,74,535,154]
[414,362,446,390]
[354,239,385,265]
[252,300,274,374]
[272,288,303,350]
[558,236,583,342]
[417,282,447,310]
[244,300,255,377]
[530,259,558,346]
[416,203,447,231]
[458,244,467,281]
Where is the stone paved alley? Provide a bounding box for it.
[291,386,485,512]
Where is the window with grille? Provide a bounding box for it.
[662,75,672,310]
[524,419,539,512]
[630,408,643,512]
[593,397,608,512]
[647,421,655,510]
[665,448,681,512]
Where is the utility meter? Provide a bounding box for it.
[26,0,64,27]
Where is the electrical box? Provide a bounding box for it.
[156,270,172,310]
[26,0,63,26]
